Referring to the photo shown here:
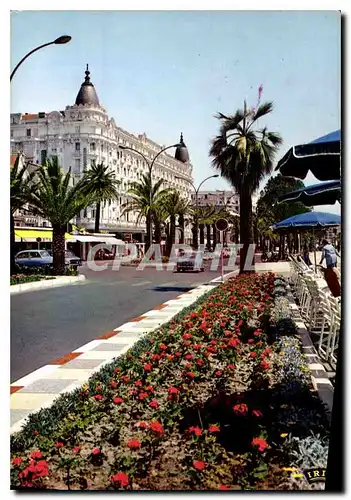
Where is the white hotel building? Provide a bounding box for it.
[10,65,193,243]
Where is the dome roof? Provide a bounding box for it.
[175,133,189,163]
[75,64,100,107]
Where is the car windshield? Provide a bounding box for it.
[65,251,75,257]
[40,251,50,257]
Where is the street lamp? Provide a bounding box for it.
[10,35,72,82]
[119,142,181,249]
[175,174,219,249]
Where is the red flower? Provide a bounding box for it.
[12,457,23,467]
[135,380,143,387]
[144,363,152,371]
[145,384,155,393]
[175,352,181,358]
[193,460,206,470]
[167,355,174,361]
[92,448,101,455]
[251,437,268,452]
[188,426,202,436]
[184,340,191,347]
[249,352,257,358]
[252,409,263,418]
[168,387,180,394]
[248,338,254,344]
[152,353,161,361]
[33,430,39,436]
[227,337,240,348]
[227,364,235,370]
[114,367,120,374]
[253,329,261,337]
[149,399,159,409]
[259,361,270,371]
[139,392,149,401]
[183,333,192,340]
[73,446,81,453]
[122,375,130,383]
[196,359,204,367]
[218,485,230,490]
[127,439,141,450]
[215,371,222,376]
[200,321,208,331]
[185,371,195,379]
[224,330,232,337]
[110,380,118,389]
[159,343,167,350]
[185,353,193,361]
[30,450,42,460]
[208,424,220,433]
[149,421,164,435]
[233,403,248,416]
[137,421,148,429]
[193,344,202,350]
[96,385,103,392]
[110,472,129,487]
[56,442,64,448]
[113,396,124,405]
[93,394,103,401]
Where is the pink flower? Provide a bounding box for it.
[252,409,263,418]
[55,442,64,448]
[93,394,103,401]
[149,399,159,409]
[188,426,202,437]
[113,397,124,405]
[92,448,101,455]
[144,363,152,371]
[73,446,81,453]
[233,403,248,416]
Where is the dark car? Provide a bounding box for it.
[176,252,204,272]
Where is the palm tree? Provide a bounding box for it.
[210,101,283,272]
[123,173,171,250]
[160,191,189,256]
[10,154,37,274]
[81,163,120,233]
[29,157,91,275]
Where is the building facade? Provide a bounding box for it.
[192,190,240,214]
[10,65,193,241]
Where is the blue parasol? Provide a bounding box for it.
[276,129,341,181]
[277,180,341,206]
[272,211,341,230]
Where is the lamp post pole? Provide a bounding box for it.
[176,174,219,249]
[10,35,72,82]
[119,143,180,250]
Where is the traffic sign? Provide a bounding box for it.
[215,218,228,232]
[36,237,42,243]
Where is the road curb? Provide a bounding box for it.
[10,275,86,295]
[10,280,220,434]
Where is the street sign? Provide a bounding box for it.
[215,218,228,232]
[36,237,42,243]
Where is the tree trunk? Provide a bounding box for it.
[239,184,255,274]
[179,214,185,244]
[206,224,211,250]
[199,224,205,245]
[166,216,176,257]
[10,211,17,275]
[145,211,151,251]
[154,215,162,244]
[192,221,198,250]
[94,202,101,233]
[52,225,66,275]
[212,223,217,248]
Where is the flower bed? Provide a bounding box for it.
[10,273,330,490]
[10,275,56,286]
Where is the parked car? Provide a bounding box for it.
[47,250,81,267]
[15,249,53,269]
[176,252,204,272]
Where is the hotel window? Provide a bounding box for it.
[90,142,95,152]
[91,159,96,168]
[75,126,80,134]
[11,129,14,138]
[75,159,80,171]
[75,142,80,152]
[26,129,31,137]
[101,143,104,152]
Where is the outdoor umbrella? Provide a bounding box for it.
[272,211,341,271]
[275,129,341,181]
[277,180,341,206]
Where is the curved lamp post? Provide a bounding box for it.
[119,143,181,249]
[10,35,72,82]
[175,174,219,249]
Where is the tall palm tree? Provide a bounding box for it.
[81,163,120,233]
[29,157,91,275]
[210,101,283,272]
[160,191,189,256]
[123,173,171,250]
[10,154,37,274]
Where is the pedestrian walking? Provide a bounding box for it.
[319,239,340,268]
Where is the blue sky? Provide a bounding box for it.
[10,10,340,213]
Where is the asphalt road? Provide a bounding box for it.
[11,261,225,383]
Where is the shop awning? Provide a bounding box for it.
[15,229,73,242]
[72,235,102,243]
[97,236,125,245]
